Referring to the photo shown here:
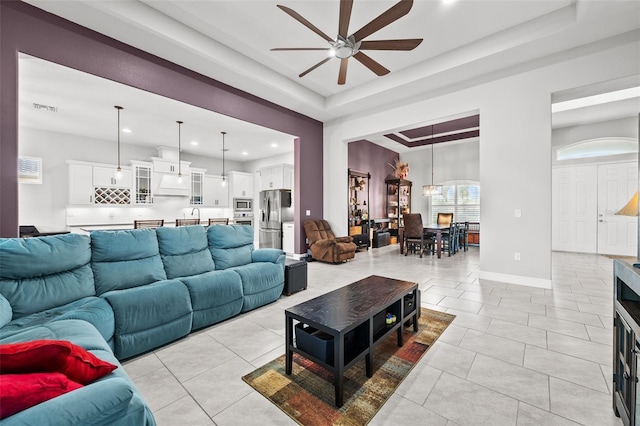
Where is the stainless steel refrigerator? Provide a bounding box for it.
[259,189,293,249]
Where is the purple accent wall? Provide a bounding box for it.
[348,140,399,220]
[0,1,322,252]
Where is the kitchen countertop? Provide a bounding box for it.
[75,219,239,233]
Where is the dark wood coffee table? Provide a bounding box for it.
[285,275,419,407]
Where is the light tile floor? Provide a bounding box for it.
[125,246,622,425]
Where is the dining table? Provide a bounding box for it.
[399,224,451,259]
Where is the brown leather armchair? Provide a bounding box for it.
[303,219,358,263]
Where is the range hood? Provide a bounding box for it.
[152,147,190,197]
[155,174,189,196]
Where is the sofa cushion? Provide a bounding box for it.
[91,229,167,295]
[0,297,115,343]
[0,234,95,319]
[101,279,193,359]
[0,293,12,328]
[178,270,243,330]
[231,262,284,312]
[0,233,91,279]
[0,373,83,419]
[208,225,254,269]
[0,339,117,384]
[156,226,215,278]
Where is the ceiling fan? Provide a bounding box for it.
[271,0,422,85]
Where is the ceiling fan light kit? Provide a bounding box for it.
[272,0,422,85]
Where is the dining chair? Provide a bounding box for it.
[403,213,432,258]
[208,218,229,226]
[435,213,455,255]
[175,218,200,227]
[457,221,469,252]
[436,212,454,226]
[133,219,164,229]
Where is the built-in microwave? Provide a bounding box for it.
[234,198,253,212]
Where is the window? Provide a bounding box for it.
[556,137,637,161]
[431,183,480,223]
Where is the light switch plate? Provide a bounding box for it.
[514,209,522,218]
[305,210,311,216]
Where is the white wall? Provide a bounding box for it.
[400,140,480,224]
[324,40,640,287]
[18,127,245,228]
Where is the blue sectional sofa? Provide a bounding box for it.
[0,225,285,425]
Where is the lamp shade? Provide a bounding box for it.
[615,192,639,216]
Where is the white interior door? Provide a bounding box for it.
[597,162,638,256]
[552,165,598,253]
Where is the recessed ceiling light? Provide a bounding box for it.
[443,0,456,4]
[271,143,278,148]
[190,141,199,146]
[242,151,248,156]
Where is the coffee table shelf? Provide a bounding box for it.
[285,275,420,407]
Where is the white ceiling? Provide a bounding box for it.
[18,0,640,158]
[19,55,296,160]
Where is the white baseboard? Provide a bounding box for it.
[478,271,552,289]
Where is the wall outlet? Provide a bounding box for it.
[514,252,521,261]
[305,209,311,216]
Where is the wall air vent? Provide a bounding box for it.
[18,156,42,184]
[32,103,58,112]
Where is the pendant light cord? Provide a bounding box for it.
[114,106,123,173]
[221,131,226,181]
[177,121,183,177]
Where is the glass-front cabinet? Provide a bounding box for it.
[190,170,204,205]
[385,178,412,235]
[131,161,153,204]
[348,169,370,249]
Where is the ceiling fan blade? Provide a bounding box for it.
[338,0,353,38]
[353,52,390,76]
[271,48,330,51]
[359,39,423,51]
[299,57,332,78]
[338,58,349,85]
[277,5,333,42]
[352,0,414,42]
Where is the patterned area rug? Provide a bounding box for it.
[242,308,455,425]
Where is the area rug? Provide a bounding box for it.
[242,308,455,426]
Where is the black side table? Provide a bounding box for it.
[283,258,307,296]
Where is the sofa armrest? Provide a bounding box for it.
[335,236,353,243]
[314,239,336,249]
[252,248,286,267]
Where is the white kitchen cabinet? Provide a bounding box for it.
[259,164,293,190]
[93,166,131,188]
[152,159,190,175]
[282,221,294,254]
[229,171,253,199]
[68,163,94,205]
[190,170,205,205]
[204,175,229,207]
[131,161,153,204]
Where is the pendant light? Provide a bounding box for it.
[176,120,183,183]
[114,106,123,179]
[221,131,227,187]
[422,125,442,196]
